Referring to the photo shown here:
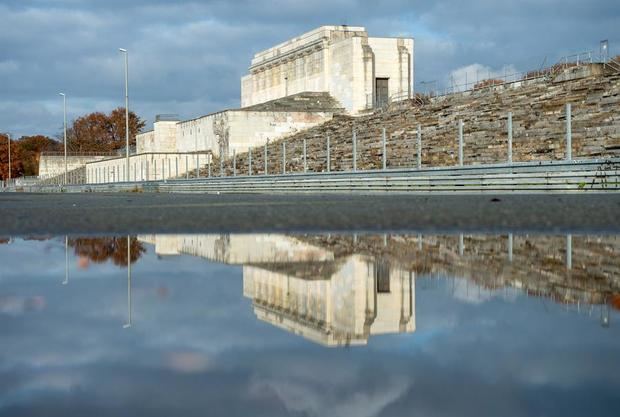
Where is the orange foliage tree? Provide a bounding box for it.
[67,107,145,153]
[1,134,62,180]
[68,237,146,266]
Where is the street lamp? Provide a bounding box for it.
[59,93,67,185]
[7,133,11,185]
[119,48,130,182]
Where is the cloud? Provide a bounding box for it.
[1,1,618,138]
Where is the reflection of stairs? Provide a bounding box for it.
[605,58,620,73]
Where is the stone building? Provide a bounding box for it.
[135,25,414,159]
[242,25,414,114]
[85,25,413,183]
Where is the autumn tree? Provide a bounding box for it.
[16,135,62,176]
[1,134,62,180]
[68,237,146,266]
[66,107,145,153]
[0,134,23,180]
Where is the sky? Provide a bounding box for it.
[0,236,619,416]
[0,0,619,138]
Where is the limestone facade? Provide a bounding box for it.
[133,94,340,162]
[137,233,416,346]
[241,25,414,114]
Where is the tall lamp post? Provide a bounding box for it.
[59,93,67,185]
[7,133,11,185]
[119,48,130,182]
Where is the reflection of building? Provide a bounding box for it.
[138,234,333,264]
[138,234,416,346]
[243,255,414,347]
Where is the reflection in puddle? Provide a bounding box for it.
[135,233,618,340]
[1,233,619,416]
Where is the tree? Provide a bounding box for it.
[66,107,145,153]
[0,134,23,180]
[68,237,146,266]
[1,134,62,180]
[16,135,62,176]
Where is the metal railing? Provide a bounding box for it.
[40,151,118,157]
[24,158,620,194]
[417,49,617,99]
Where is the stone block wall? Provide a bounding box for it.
[211,66,620,176]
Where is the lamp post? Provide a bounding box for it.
[7,133,11,185]
[59,93,67,185]
[119,48,130,182]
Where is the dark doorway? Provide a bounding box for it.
[375,78,389,108]
[375,259,391,293]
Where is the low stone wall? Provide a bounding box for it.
[86,152,211,183]
[38,154,110,179]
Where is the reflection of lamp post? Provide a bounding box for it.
[566,234,572,270]
[62,236,69,285]
[600,299,610,328]
[123,235,132,329]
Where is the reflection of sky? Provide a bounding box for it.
[0,238,619,417]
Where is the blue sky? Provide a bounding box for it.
[0,0,618,138]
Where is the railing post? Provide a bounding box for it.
[196,154,200,178]
[303,139,307,173]
[566,103,572,161]
[417,124,422,169]
[175,158,178,178]
[458,119,464,166]
[208,158,211,177]
[282,142,286,174]
[508,233,513,262]
[153,161,156,181]
[382,128,387,170]
[327,134,331,173]
[248,148,252,176]
[264,143,268,175]
[507,112,513,163]
[220,153,224,177]
[352,129,357,171]
[233,149,237,176]
[185,155,189,179]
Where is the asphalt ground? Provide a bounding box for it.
[0,192,619,236]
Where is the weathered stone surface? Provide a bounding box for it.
[241,25,413,115]
[211,67,620,177]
